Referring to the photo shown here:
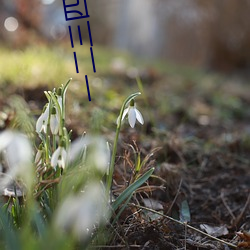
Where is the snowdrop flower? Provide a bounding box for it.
[36,103,50,133]
[54,182,109,240]
[57,94,63,112]
[50,106,60,135]
[56,87,63,113]
[0,130,33,190]
[67,135,110,173]
[51,143,67,169]
[121,99,144,128]
[35,144,43,165]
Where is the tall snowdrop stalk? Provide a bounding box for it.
[106,92,142,195]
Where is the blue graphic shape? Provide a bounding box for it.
[78,25,83,45]
[62,0,89,21]
[87,21,93,46]
[73,52,79,73]
[85,75,91,101]
[68,26,74,48]
[90,47,96,72]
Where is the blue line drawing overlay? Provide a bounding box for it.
[87,21,93,46]
[68,26,74,48]
[62,0,89,21]
[90,47,96,72]
[77,25,83,45]
[85,75,91,101]
[73,52,79,73]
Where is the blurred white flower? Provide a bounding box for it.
[50,106,59,135]
[36,104,50,133]
[67,136,110,173]
[54,182,109,240]
[89,137,110,173]
[51,145,67,169]
[0,130,33,189]
[121,99,144,128]
[35,144,43,165]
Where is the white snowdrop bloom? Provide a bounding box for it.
[50,106,59,135]
[0,130,33,189]
[89,137,110,173]
[56,87,63,112]
[67,136,110,173]
[36,103,50,133]
[35,144,43,165]
[54,182,109,240]
[57,95,63,112]
[121,99,144,128]
[51,145,67,169]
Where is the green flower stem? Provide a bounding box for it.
[48,92,63,136]
[61,78,71,127]
[44,96,53,164]
[52,134,56,152]
[106,92,141,196]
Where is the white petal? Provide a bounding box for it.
[43,104,50,120]
[41,122,47,133]
[35,150,42,164]
[50,114,59,135]
[135,109,144,125]
[60,148,67,169]
[36,113,45,133]
[0,130,14,151]
[121,108,129,121]
[51,147,61,168]
[128,107,136,128]
[57,96,63,111]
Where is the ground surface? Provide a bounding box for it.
[0,45,250,249]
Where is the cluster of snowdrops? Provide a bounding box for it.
[0,79,153,249]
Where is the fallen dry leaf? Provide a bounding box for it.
[200,224,229,237]
[237,231,250,248]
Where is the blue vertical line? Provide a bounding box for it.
[90,47,96,72]
[68,26,74,48]
[78,25,83,45]
[84,0,89,17]
[85,75,91,101]
[87,21,93,46]
[73,52,79,73]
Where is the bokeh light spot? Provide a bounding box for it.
[4,17,19,32]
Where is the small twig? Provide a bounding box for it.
[89,245,141,249]
[221,190,236,221]
[166,178,183,215]
[184,221,187,250]
[233,192,250,227]
[130,203,237,249]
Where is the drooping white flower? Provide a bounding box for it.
[120,99,144,128]
[56,87,63,112]
[0,130,33,190]
[50,106,60,135]
[67,136,110,173]
[54,182,109,240]
[51,144,67,169]
[57,95,63,112]
[36,103,50,133]
[35,144,43,165]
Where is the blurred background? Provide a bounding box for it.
[1,0,250,136]
[2,0,250,72]
[1,2,250,248]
